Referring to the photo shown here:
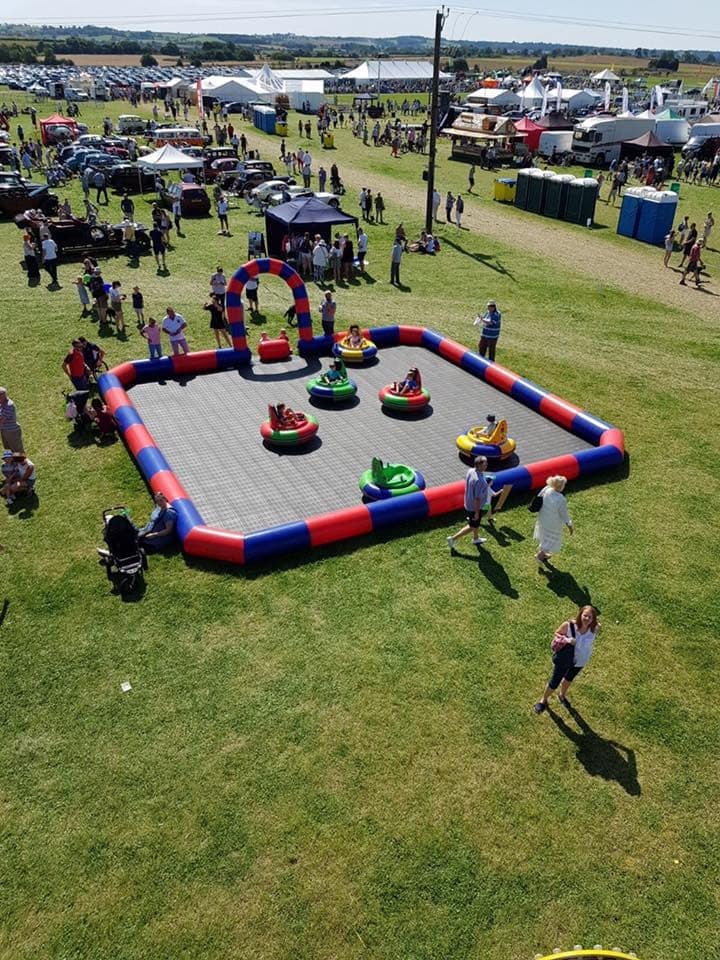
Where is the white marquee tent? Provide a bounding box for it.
[137,144,203,170]
[199,75,275,106]
[342,60,452,84]
[518,76,546,108]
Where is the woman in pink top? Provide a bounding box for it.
[141,317,163,360]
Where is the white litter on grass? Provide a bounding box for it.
[120,681,132,693]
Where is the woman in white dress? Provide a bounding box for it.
[533,475,573,566]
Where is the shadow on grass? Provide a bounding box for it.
[539,564,595,608]
[548,702,641,796]
[440,236,517,280]
[453,544,519,598]
[0,599,9,627]
[8,490,39,519]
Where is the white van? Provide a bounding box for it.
[118,115,147,135]
[538,130,573,158]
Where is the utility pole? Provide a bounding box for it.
[425,5,448,234]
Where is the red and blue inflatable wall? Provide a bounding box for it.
[99,259,625,567]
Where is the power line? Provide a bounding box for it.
[450,6,720,43]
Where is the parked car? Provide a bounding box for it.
[0,171,28,189]
[107,164,157,194]
[17,212,150,258]
[220,170,290,195]
[160,181,211,216]
[266,187,341,208]
[117,115,147,135]
[205,158,247,182]
[250,178,298,201]
[0,182,58,218]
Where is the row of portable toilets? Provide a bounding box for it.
[616,187,678,245]
[513,169,600,225]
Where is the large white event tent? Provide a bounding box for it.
[466,88,521,109]
[199,75,275,106]
[548,87,600,111]
[198,67,324,110]
[137,144,203,170]
[342,60,452,84]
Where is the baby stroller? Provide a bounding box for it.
[64,389,92,433]
[97,507,147,596]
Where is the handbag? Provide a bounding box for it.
[551,621,576,654]
[528,490,543,513]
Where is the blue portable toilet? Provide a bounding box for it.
[253,105,276,135]
[617,187,649,238]
[635,190,678,245]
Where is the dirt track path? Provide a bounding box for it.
[339,156,720,323]
[243,126,719,323]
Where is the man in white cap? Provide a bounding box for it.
[0,388,23,452]
[473,300,502,361]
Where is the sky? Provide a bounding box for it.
[7,2,720,50]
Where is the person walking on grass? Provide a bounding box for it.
[172,196,182,236]
[217,194,230,236]
[468,164,476,193]
[679,222,697,268]
[149,224,167,270]
[534,605,601,714]
[679,238,705,287]
[533,475,573,567]
[447,455,500,552]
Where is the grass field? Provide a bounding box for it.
[1,93,719,960]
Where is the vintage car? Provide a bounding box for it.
[107,164,157,194]
[16,212,150,258]
[0,182,58,218]
[159,182,211,217]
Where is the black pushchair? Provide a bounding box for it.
[64,389,92,433]
[97,507,147,595]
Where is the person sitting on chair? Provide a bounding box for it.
[394,367,421,394]
[136,492,177,551]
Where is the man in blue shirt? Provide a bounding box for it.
[447,456,499,552]
[137,492,177,551]
[474,300,502,361]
